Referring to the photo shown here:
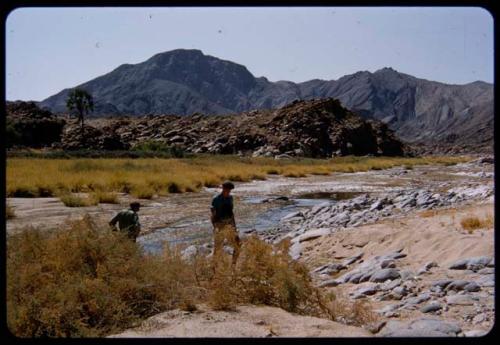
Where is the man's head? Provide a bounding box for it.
[130,202,141,212]
[221,181,234,197]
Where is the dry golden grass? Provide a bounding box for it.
[7,215,378,337]
[460,214,494,232]
[92,191,119,204]
[6,155,469,197]
[6,204,16,219]
[59,193,99,207]
[131,186,155,200]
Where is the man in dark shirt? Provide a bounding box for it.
[210,181,240,265]
[109,202,141,242]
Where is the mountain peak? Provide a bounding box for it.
[147,48,205,62]
[374,67,399,74]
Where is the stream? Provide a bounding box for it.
[137,191,362,255]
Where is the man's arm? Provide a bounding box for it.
[109,212,120,230]
[210,207,216,224]
[210,197,217,224]
[132,214,141,235]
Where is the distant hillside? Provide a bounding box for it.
[38,49,493,146]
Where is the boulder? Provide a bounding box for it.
[445,295,478,306]
[379,318,461,337]
[449,256,493,271]
[369,268,400,283]
[420,302,442,313]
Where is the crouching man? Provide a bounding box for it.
[109,202,141,242]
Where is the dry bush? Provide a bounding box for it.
[460,214,494,232]
[92,191,119,204]
[59,193,98,207]
[6,216,197,337]
[325,290,378,327]
[6,204,16,219]
[7,216,379,337]
[131,186,155,199]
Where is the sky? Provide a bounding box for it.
[6,7,494,101]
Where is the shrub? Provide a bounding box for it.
[131,141,185,158]
[59,194,98,207]
[92,192,119,204]
[131,186,155,199]
[460,214,493,232]
[167,182,182,194]
[283,172,306,178]
[10,186,38,198]
[7,216,378,337]
[266,168,280,175]
[6,204,16,219]
[6,216,196,337]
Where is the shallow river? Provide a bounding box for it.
[137,192,362,255]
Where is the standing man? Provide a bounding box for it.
[109,201,142,242]
[210,181,241,265]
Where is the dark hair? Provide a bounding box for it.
[222,181,235,190]
[130,202,141,209]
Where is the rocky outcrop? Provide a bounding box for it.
[78,98,407,157]
[60,124,130,151]
[6,101,66,148]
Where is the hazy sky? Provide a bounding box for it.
[6,7,494,101]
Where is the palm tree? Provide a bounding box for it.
[66,88,94,136]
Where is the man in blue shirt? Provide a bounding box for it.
[210,181,240,265]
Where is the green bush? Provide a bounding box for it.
[131,140,186,158]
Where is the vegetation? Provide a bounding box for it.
[7,216,376,337]
[460,214,493,233]
[6,204,16,219]
[7,149,191,159]
[7,155,469,198]
[92,191,119,204]
[131,186,155,200]
[59,193,99,207]
[6,119,22,148]
[131,140,186,158]
[66,88,94,134]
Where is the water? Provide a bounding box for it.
[138,192,361,255]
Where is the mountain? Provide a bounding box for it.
[39,49,493,145]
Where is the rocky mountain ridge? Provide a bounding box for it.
[37,49,493,148]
